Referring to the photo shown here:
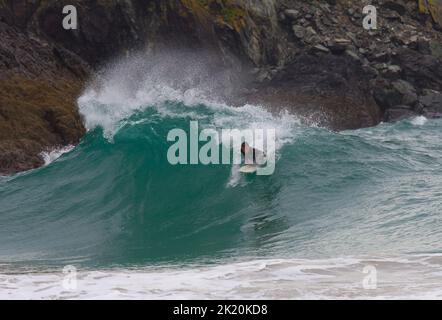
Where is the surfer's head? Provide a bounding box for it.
[241,142,249,155]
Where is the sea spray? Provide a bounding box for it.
[1,49,441,300]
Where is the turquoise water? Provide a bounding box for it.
[1,53,441,298]
[1,100,441,270]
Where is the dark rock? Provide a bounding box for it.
[373,81,402,109]
[417,39,432,55]
[311,44,330,54]
[391,80,418,106]
[1,0,442,174]
[362,65,380,78]
[430,40,442,60]
[284,9,300,21]
[345,49,361,62]
[0,20,87,175]
[304,26,319,44]
[0,140,45,174]
[393,48,442,91]
[382,1,407,16]
[383,65,402,79]
[384,10,402,21]
[419,90,442,117]
[384,106,417,122]
[326,39,350,54]
[374,79,418,110]
[292,25,305,39]
[374,63,389,71]
[244,53,382,131]
[368,52,391,63]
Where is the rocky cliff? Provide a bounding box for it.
[1,0,442,174]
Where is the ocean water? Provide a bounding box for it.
[1,54,441,299]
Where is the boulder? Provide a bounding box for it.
[311,44,330,54]
[304,26,319,44]
[292,25,305,39]
[391,80,418,106]
[384,105,417,122]
[383,65,402,79]
[373,79,418,110]
[284,9,300,21]
[326,38,350,54]
[419,90,442,117]
[394,48,442,91]
[373,81,402,109]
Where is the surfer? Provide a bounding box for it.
[241,142,266,165]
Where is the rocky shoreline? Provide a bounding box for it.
[1,0,441,174]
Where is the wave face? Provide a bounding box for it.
[1,52,441,298]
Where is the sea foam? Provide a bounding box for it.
[1,255,442,300]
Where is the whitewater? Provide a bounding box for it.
[0,51,441,299]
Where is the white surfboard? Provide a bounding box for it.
[239,164,258,174]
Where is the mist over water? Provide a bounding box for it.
[79,49,249,138]
[1,51,441,298]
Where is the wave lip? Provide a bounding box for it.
[78,49,247,137]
